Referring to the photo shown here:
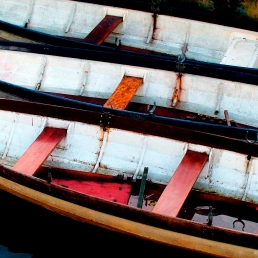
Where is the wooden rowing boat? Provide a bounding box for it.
[0,41,258,131]
[0,0,258,67]
[0,98,258,257]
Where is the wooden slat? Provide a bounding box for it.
[104,76,143,110]
[152,150,208,217]
[84,15,123,44]
[12,127,67,176]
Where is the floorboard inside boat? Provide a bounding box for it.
[35,167,258,234]
[52,178,132,204]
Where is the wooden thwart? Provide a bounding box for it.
[152,150,208,217]
[104,76,143,110]
[12,127,67,176]
[84,15,123,44]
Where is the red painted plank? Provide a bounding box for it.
[13,127,67,176]
[152,150,208,217]
[84,15,123,44]
[52,178,132,204]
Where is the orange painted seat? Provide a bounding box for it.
[84,15,123,44]
[12,127,67,176]
[152,150,208,217]
[104,75,143,110]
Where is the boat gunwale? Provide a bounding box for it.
[0,164,258,251]
[1,174,258,258]
[0,25,258,85]
[2,83,258,146]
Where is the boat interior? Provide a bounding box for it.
[1,101,258,236]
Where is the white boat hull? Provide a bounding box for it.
[0,108,257,204]
[0,49,258,128]
[0,0,257,67]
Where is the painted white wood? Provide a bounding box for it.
[1,50,258,128]
[220,37,258,68]
[64,2,77,33]
[0,110,257,203]
[1,0,258,66]
[1,114,18,160]
[92,130,108,173]
[241,158,254,201]
[248,47,258,68]
[0,0,31,26]
[35,56,47,90]
[245,159,258,203]
[133,137,148,181]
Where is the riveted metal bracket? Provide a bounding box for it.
[176,61,186,73]
[100,112,111,131]
[246,131,258,160]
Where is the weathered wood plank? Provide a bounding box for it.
[152,150,208,217]
[12,127,67,176]
[84,15,123,44]
[104,76,143,110]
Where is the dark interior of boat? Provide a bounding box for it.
[34,165,258,234]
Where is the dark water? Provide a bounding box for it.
[0,190,216,258]
[0,245,32,258]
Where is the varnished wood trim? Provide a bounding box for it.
[1,164,258,248]
[0,176,257,258]
[0,99,257,157]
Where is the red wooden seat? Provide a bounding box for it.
[12,127,67,176]
[152,150,208,217]
[104,75,143,110]
[84,15,123,44]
